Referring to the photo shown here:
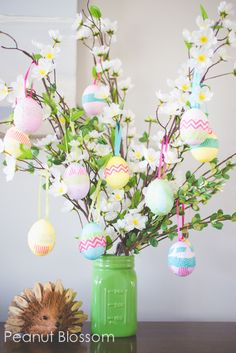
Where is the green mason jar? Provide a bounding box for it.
[91,255,137,337]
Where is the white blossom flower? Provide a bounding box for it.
[192,86,213,103]
[155,90,169,102]
[72,13,83,30]
[139,147,160,171]
[192,29,217,48]
[48,29,63,43]
[118,77,134,91]
[103,103,122,119]
[151,130,165,146]
[0,80,9,101]
[76,27,91,40]
[96,60,112,73]
[196,16,214,30]
[218,47,231,60]
[34,134,58,147]
[65,147,89,163]
[190,47,213,70]
[61,200,74,213]
[105,226,117,241]
[123,110,135,124]
[114,218,127,233]
[49,166,62,181]
[32,59,54,79]
[40,45,60,60]
[182,29,192,42]
[175,76,191,92]
[164,148,181,164]
[129,144,145,160]
[3,155,16,182]
[91,45,109,57]
[109,58,122,77]
[110,189,124,202]
[94,85,110,99]
[94,143,111,156]
[7,75,25,106]
[101,18,118,35]
[218,2,234,17]
[158,99,180,116]
[228,31,236,46]
[125,212,148,231]
[50,180,68,196]
[222,18,236,29]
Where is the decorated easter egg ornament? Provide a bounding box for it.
[28,172,56,256]
[82,84,106,116]
[180,70,209,145]
[105,122,130,189]
[145,135,174,216]
[190,130,219,163]
[64,163,90,200]
[79,222,106,260]
[4,126,31,158]
[14,61,43,133]
[168,201,196,277]
[28,219,56,256]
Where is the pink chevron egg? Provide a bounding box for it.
[105,156,129,189]
[180,108,209,145]
[63,163,90,200]
[79,222,106,260]
[28,219,56,257]
[4,126,31,158]
[14,97,43,133]
[82,84,106,116]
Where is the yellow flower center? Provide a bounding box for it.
[199,92,206,101]
[197,54,206,62]
[39,69,47,76]
[132,218,139,226]
[200,36,208,44]
[181,84,189,92]
[135,151,142,159]
[148,155,155,163]
[58,187,65,193]
[0,86,8,95]
[115,194,122,201]
[46,52,53,59]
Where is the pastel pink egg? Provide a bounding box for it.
[4,126,31,158]
[64,163,90,200]
[14,97,43,133]
[82,84,106,116]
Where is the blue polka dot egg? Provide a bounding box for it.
[168,240,196,277]
[79,222,106,260]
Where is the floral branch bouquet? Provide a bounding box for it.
[0,2,236,266]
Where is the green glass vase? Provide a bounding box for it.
[91,255,137,337]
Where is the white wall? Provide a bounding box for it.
[0,0,236,322]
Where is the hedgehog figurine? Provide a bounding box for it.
[5,280,88,337]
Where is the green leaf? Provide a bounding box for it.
[106,236,113,250]
[19,144,33,160]
[139,131,149,143]
[89,5,102,19]
[131,190,142,208]
[71,109,84,121]
[231,213,236,222]
[212,221,224,230]
[31,146,40,158]
[95,153,112,169]
[200,4,208,20]
[92,66,98,79]
[150,237,158,247]
[168,232,177,241]
[184,41,192,50]
[32,53,43,61]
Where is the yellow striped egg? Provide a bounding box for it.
[190,131,219,163]
[28,219,56,256]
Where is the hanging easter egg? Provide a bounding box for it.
[4,126,31,158]
[180,108,209,145]
[105,156,129,189]
[28,219,56,256]
[14,97,43,133]
[190,131,219,163]
[168,240,196,277]
[79,222,106,260]
[145,179,174,216]
[63,163,90,200]
[82,84,106,116]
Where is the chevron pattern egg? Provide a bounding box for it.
[180,108,209,145]
[105,156,130,189]
[4,126,31,158]
[79,222,106,260]
[82,84,106,116]
[28,219,56,256]
[14,97,43,133]
[168,240,196,277]
[64,163,90,200]
[190,131,219,163]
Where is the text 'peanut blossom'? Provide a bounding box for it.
[0,2,235,258]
